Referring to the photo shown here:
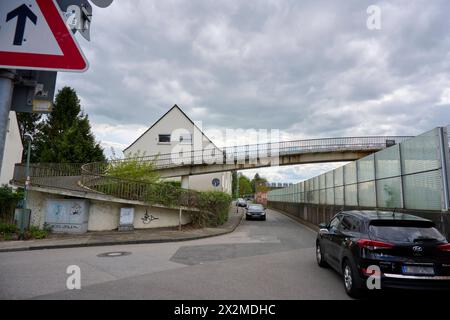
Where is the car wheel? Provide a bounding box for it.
[316,242,328,268]
[342,259,364,299]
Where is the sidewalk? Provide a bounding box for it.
[0,208,244,253]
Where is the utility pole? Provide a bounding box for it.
[0,70,15,168]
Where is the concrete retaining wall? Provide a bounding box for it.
[28,190,193,232]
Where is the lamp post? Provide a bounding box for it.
[22,133,33,231]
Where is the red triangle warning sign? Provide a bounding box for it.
[0,0,88,72]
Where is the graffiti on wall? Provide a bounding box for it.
[141,209,159,224]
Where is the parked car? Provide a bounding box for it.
[316,210,450,298]
[245,204,266,221]
[244,196,253,202]
[236,198,247,207]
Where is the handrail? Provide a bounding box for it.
[82,135,412,173]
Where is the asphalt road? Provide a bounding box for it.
[0,209,351,300]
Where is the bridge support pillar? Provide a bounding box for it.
[181,175,189,189]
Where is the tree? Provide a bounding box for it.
[251,173,268,193]
[34,87,105,163]
[231,171,238,198]
[238,175,252,197]
[16,113,42,162]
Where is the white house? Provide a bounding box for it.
[0,111,23,186]
[124,105,232,194]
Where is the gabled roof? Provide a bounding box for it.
[123,104,219,153]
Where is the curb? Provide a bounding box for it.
[0,213,244,253]
[269,208,319,233]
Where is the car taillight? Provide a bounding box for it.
[438,243,450,252]
[357,239,394,250]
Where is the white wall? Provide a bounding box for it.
[27,190,192,232]
[189,171,232,193]
[125,106,214,156]
[0,112,23,186]
[87,200,121,231]
[28,190,62,228]
[133,206,191,229]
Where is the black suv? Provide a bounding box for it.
[316,210,450,298]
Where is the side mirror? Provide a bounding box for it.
[319,223,328,231]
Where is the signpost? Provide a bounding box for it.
[0,0,91,169]
[0,0,88,72]
[11,70,58,113]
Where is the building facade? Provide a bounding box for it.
[0,111,23,186]
[124,105,232,194]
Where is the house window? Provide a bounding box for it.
[158,134,171,143]
[179,134,192,144]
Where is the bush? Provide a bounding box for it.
[0,186,23,224]
[192,191,232,227]
[107,151,160,183]
[24,226,49,240]
[0,223,18,235]
[0,223,51,241]
[160,180,181,188]
[0,223,19,241]
[144,182,183,208]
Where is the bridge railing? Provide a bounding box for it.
[12,136,412,202]
[90,136,412,172]
[13,163,83,182]
[12,163,84,192]
[12,162,201,206]
[79,173,203,208]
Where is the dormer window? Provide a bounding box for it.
[158,134,171,143]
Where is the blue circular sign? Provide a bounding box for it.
[212,178,220,187]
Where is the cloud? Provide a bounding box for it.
[56,0,450,182]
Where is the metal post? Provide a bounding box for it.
[373,154,378,208]
[0,70,15,168]
[398,144,406,209]
[236,172,240,198]
[438,127,450,238]
[23,135,33,211]
[438,127,450,211]
[178,207,182,231]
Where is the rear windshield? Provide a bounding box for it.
[248,205,263,210]
[369,225,446,243]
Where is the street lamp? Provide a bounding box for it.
[16,133,34,236]
[14,134,33,237]
[23,133,33,211]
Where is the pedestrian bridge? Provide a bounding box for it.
[13,135,411,202]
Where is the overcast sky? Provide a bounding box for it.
[57,0,450,183]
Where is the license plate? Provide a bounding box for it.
[402,265,435,276]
